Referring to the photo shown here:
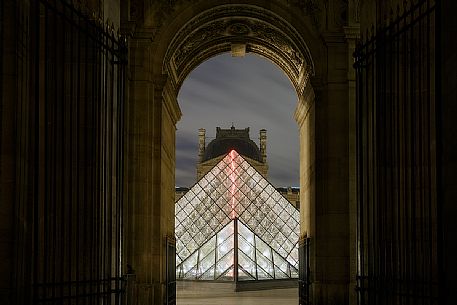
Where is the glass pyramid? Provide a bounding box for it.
[175,150,299,281]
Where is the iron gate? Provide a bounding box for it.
[166,237,177,305]
[354,0,439,304]
[28,0,127,304]
[299,237,310,305]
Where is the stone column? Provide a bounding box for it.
[295,81,316,303]
[124,36,161,304]
[125,31,181,304]
[295,83,315,242]
[160,76,181,304]
[311,33,351,305]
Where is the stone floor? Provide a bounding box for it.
[176,282,298,305]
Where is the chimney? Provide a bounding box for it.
[259,129,267,163]
[198,128,206,163]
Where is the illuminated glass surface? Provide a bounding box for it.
[175,150,299,281]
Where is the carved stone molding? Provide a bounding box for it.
[164,4,314,95]
[173,19,228,68]
[294,83,315,127]
[173,18,304,75]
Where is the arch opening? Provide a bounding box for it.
[148,3,319,304]
[174,53,302,298]
[161,5,317,301]
[160,3,317,234]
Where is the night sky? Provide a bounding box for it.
[176,53,299,188]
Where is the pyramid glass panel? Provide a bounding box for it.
[175,150,299,281]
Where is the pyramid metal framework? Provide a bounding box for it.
[175,150,299,281]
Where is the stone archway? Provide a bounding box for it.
[123,1,358,304]
[162,4,314,95]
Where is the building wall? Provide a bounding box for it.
[277,187,300,209]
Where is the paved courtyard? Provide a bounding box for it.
[177,283,298,305]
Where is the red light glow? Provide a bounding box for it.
[229,150,237,219]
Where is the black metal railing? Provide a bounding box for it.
[354,0,438,304]
[0,0,3,109]
[166,237,177,305]
[299,237,310,305]
[29,0,127,304]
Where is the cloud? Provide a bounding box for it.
[176,53,299,187]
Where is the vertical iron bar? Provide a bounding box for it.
[83,14,90,302]
[366,40,370,305]
[68,4,74,301]
[410,6,417,304]
[355,43,361,305]
[389,18,396,305]
[378,29,385,304]
[60,3,66,299]
[90,24,96,304]
[370,32,375,305]
[417,2,424,303]
[52,4,58,300]
[75,8,81,304]
[427,1,436,303]
[95,25,100,303]
[0,0,2,142]
[42,3,48,299]
[396,9,401,304]
[32,0,40,302]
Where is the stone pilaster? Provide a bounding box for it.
[124,35,171,304]
[295,82,315,241]
[311,32,351,305]
[295,81,316,303]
